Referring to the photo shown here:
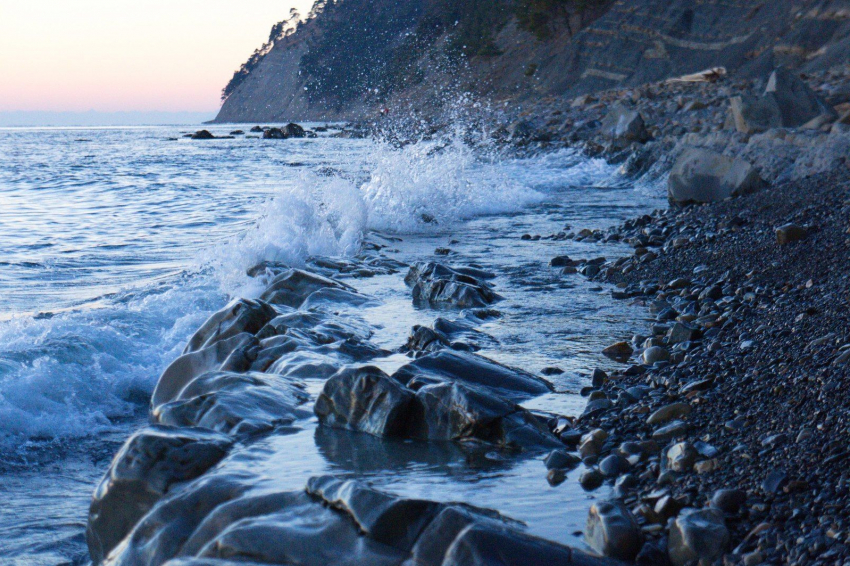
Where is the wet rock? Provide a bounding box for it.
[190,130,216,140]
[580,469,605,491]
[647,403,691,425]
[775,223,807,245]
[668,508,729,566]
[599,454,629,477]
[602,341,633,362]
[152,333,260,408]
[260,269,353,308]
[585,500,643,561]
[544,449,582,470]
[549,255,575,267]
[184,299,276,354]
[762,469,788,494]
[665,442,698,472]
[409,381,560,451]
[668,148,762,205]
[405,262,501,308]
[315,366,414,437]
[600,103,650,143]
[153,371,308,436]
[263,123,306,139]
[393,350,552,402]
[86,426,232,564]
[711,489,747,514]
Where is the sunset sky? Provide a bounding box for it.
[0,1,313,113]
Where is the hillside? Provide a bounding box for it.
[214,0,850,123]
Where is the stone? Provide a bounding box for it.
[544,449,582,470]
[599,454,629,477]
[641,346,670,365]
[600,103,650,143]
[405,262,501,308]
[729,95,781,134]
[580,469,605,491]
[549,255,575,267]
[259,269,353,308]
[765,67,836,128]
[184,298,276,354]
[762,469,788,494]
[86,426,232,564]
[775,223,807,245]
[602,341,633,362]
[579,429,608,459]
[153,371,308,436]
[666,442,698,472]
[668,148,762,205]
[262,123,306,139]
[585,501,643,561]
[647,403,691,425]
[314,366,414,437]
[408,381,560,451]
[190,130,216,140]
[667,322,698,344]
[392,350,552,403]
[711,489,747,514]
[152,333,260,408]
[668,508,729,566]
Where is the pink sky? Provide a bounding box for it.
[0,1,313,112]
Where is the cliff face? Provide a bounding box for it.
[214,0,850,123]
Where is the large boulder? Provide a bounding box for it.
[729,95,782,134]
[668,148,762,205]
[392,350,552,402]
[600,103,649,143]
[104,473,615,566]
[259,269,353,308]
[152,371,308,436]
[314,366,414,437]
[409,380,560,451]
[262,123,306,139]
[152,333,260,408]
[765,67,836,128]
[86,426,232,564]
[585,500,643,561]
[405,262,501,309]
[668,508,729,566]
[184,299,276,354]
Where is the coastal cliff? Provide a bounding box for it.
[215,0,850,123]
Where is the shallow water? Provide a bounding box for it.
[0,125,663,563]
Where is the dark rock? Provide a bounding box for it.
[763,469,788,494]
[544,449,582,470]
[190,130,216,140]
[86,426,232,564]
[315,366,414,437]
[600,103,650,143]
[730,95,782,134]
[775,223,807,244]
[405,262,501,308]
[585,500,643,561]
[263,123,306,139]
[393,350,552,402]
[765,67,836,127]
[711,489,747,514]
[260,269,354,308]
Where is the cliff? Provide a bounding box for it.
[214,0,850,123]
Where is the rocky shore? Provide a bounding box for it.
[88,65,850,565]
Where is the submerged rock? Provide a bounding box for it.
[668,148,762,205]
[263,123,306,139]
[86,426,232,564]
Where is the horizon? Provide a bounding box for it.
[0,1,314,116]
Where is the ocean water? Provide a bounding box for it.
[0,125,663,564]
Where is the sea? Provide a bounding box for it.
[0,124,663,564]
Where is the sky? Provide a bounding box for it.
[0,1,315,113]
